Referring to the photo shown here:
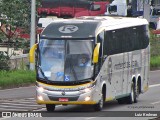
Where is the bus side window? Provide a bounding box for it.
[105,31,113,55]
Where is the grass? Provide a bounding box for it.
[150,56,160,70]
[0,70,36,89]
[150,31,160,69]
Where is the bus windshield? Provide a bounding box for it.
[38,39,94,82]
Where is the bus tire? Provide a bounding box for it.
[94,94,104,111]
[46,104,55,112]
[135,81,141,103]
[126,82,137,104]
[117,98,126,104]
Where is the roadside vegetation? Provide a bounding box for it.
[0,70,36,89]
[150,32,160,70]
[151,56,160,69]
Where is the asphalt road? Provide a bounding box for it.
[0,70,160,120]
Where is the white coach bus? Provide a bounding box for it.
[30,16,150,111]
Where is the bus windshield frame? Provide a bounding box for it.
[37,38,94,83]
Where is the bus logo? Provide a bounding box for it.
[59,25,78,33]
[61,91,66,96]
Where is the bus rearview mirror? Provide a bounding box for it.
[93,43,100,63]
[29,43,38,63]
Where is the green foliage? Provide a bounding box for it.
[0,0,31,59]
[0,0,40,70]
[0,52,10,70]
[150,34,160,57]
[0,70,36,89]
[150,31,160,69]
[0,0,31,32]
[150,56,160,69]
[0,0,40,42]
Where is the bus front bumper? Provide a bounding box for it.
[36,83,100,105]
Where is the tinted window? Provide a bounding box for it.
[91,5,101,11]
[104,25,149,55]
[97,31,104,57]
[108,5,117,13]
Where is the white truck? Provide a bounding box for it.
[150,6,160,29]
[105,0,160,29]
[105,0,150,17]
[105,0,127,16]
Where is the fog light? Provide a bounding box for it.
[38,96,43,101]
[85,96,90,101]
[38,87,44,92]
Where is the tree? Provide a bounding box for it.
[0,0,31,56]
[0,0,41,54]
[0,0,40,70]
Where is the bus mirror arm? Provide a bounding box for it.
[29,43,38,63]
[93,43,100,64]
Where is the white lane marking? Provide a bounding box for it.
[0,105,41,109]
[85,117,97,120]
[0,98,36,103]
[0,117,11,120]
[1,100,36,103]
[149,84,160,88]
[33,105,62,111]
[0,103,41,107]
[151,101,160,105]
[0,86,35,92]
[0,98,35,102]
[0,108,28,111]
[2,101,36,104]
[33,107,46,111]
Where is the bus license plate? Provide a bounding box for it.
[59,98,68,102]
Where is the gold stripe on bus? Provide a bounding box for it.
[37,81,95,89]
[105,97,114,102]
[37,100,96,105]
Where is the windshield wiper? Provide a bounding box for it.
[37,65,48,81]
[36,47,48,81]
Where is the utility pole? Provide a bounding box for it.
[30,0,36,70]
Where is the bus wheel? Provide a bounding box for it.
[117,98,126,104]
[127,82,137,104]
[46,104,55,112]
[135,82,140,103]
[94,94,104,111]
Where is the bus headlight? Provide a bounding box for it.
[38,87,44,93]
[37,96,44,101]
[84,88,92,93]
[81,85,95,93]
[85,96,91,101]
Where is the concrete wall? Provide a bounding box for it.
[9,54,29,70]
